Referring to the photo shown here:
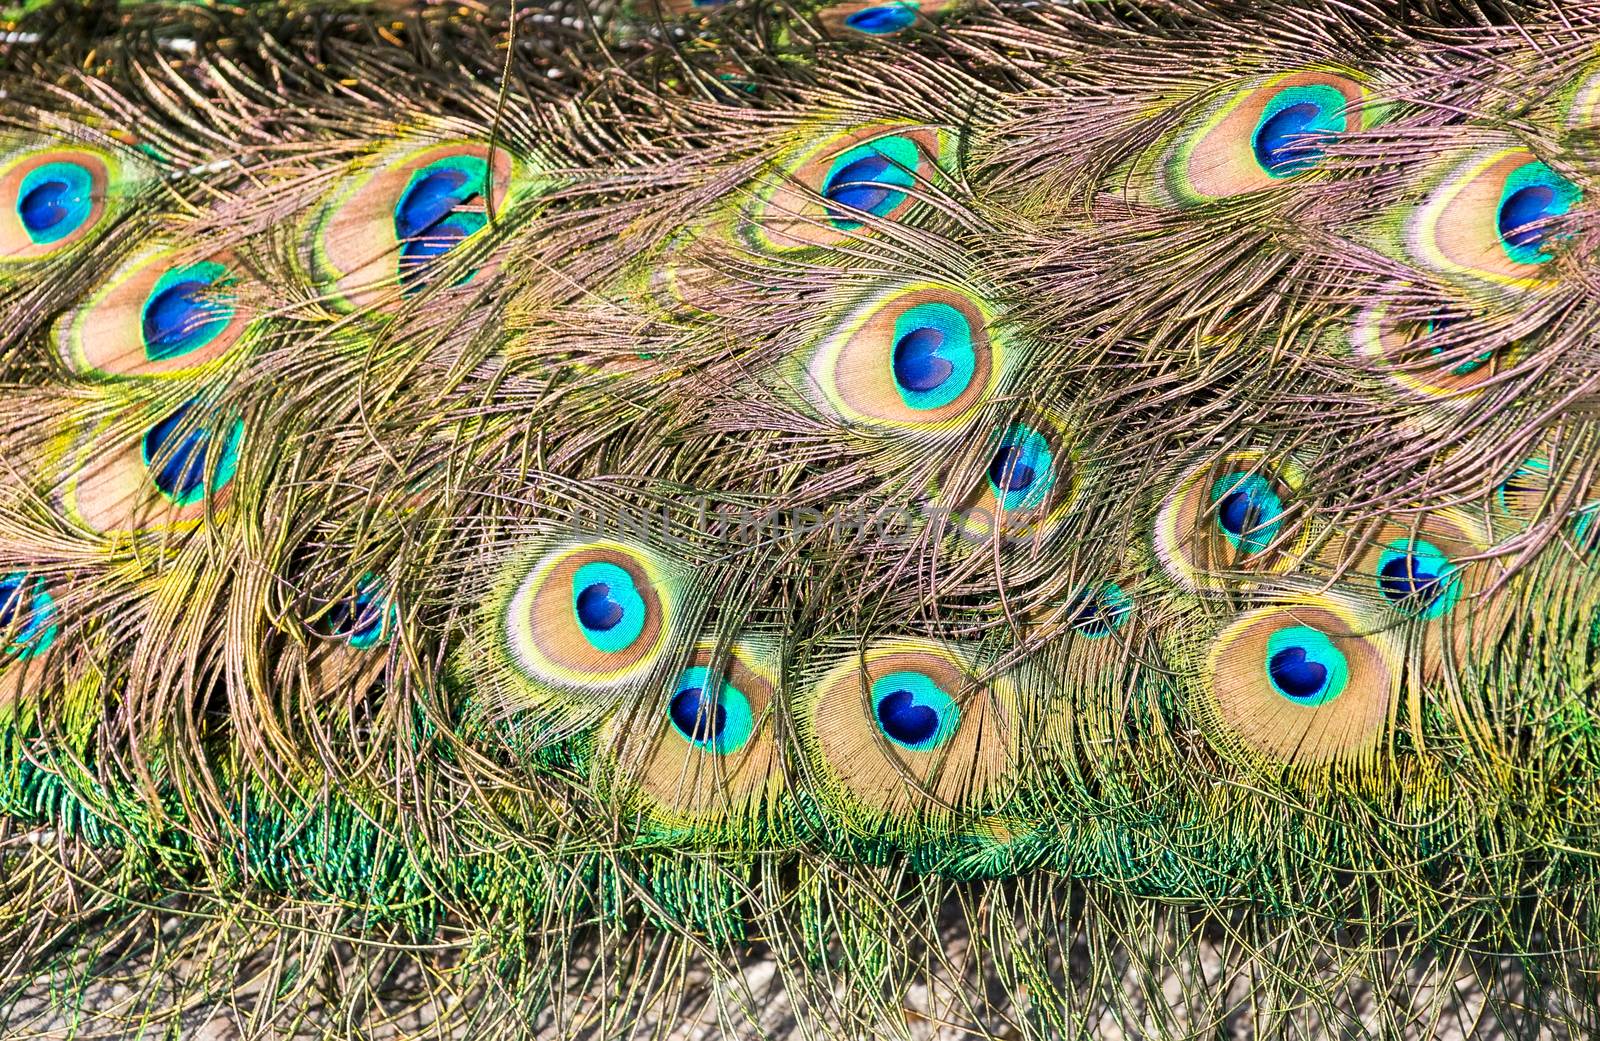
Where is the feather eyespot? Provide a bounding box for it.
[891,302,977,408]
[842,3,917,33]
[798,639,1023,833]
[277,571,395,705]
[18,161,96,244]
[140,401,243,507]
[1417,317,1493,377]
[1,143,146,262]
[872,671,960,751]
[0,574,57,661]
[57,246,253,377]
[318,576,394,650]
[1197,595,1400,767]
[1136,71,1372,206]
[1154,453,1309,590]
[815,0,955,35]
[1351,296,1509,401]
[62,400,243,534]
[743,124,948,251]
[600,638,787,835]
[1210,472,1287,555]
[1249,85,1349,176]
[1066,582,1133,639]
[143,263,234,359]
[1494,456,1552,523]
[571,559,652,654]
[483,539,687,720]
[1491,453,1600,535]
[987,425,1055,510]
[822,138,921,230]
[306,140,523,311]
[928,417,1080,543]
[805,282,1004,433]
[1497,162,1582,264]
[1323,513,1483,625]
[814,0,944,35]
[1404,146,1583,289]
[1373,538,1462,620]
[393,155,491,292]
[1317,510,1495,681]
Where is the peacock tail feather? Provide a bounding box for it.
[1,0,1600,1037]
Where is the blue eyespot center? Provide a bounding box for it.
[1499,185,1556,249]
[1069,582,1133,638]
[18,161,96,245]
[889,300,979,411]
[871,670,960,751]
[144,280,213,353]
[141,262,234,361]
[395,169,472,241]
[1497,161,1581,264]
[876,688,939,746]
[1209,472,1286,555]
[820,136,919,231]
[1377,556,1442,601]
[989,446,1034,492]
[20,179,72,233]
[570,560,649,653]
[985,424,1058,512]
[1264,625,1348,706]
[824,155,896,217]
[394,158,490,292]
[140,401,243,506]
[1217,493,1255,535]
[398,214,484,292]
[1255,104,1328,174]
[668,665,755,754]
[893,327,954,392]
[670,684,726,742]
[0,576,20,630]
[843,3,917,34]
[323,577,390,649]
[0,572,58,660]
[1252,86,1349,178]
[1269,646,1327,699]
[576,582,624,631]
[1376,538,1460,618]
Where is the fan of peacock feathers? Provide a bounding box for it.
[0,0,1598,1036]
